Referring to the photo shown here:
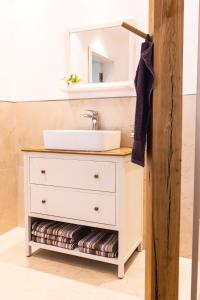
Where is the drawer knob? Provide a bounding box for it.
[94,206,99,211]
[94,174,99,179]
[42,199,46,204]
[41,170,46,174]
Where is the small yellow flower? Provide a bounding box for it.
[61,74,81,85]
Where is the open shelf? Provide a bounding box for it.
[29,241,119,265]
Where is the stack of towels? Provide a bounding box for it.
[78,230,118,258]
[31,220,118,257]
[31,220,90,250]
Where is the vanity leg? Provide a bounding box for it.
[25,216,32,257]
[137,242,143,252]
[118,263,125,279]
[26,245,32,257]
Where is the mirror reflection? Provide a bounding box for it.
[69,25,132,84]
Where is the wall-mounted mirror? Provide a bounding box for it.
[65,20,136,99]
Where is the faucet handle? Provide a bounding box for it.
[86,110,98,116]
[81,110,98,118]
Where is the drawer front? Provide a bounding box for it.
[30,185,116,226]
[29,158,115,192]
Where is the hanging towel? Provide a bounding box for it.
[132,35,154,167]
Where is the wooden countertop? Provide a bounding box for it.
[21,147,132,157]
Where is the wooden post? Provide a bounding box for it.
[191,2,200,299]
[146,1,184,299]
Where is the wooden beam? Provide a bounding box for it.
[146,1,184,299]
[191,2,200,299]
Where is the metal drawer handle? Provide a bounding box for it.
[94,207,99,211]
[94,174,99,179]
[42,200,46,204]
[41,170,46,174]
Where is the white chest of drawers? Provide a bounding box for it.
[23,147,143,278]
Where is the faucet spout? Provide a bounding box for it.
[82,110,99,130]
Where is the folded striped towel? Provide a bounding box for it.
[32,221,90,239]
[32,220,57,233]
[49,223,87,239]
[78,247,118,258]
[32,231,72,244]
[32,236,76,250]
[78,231,118,253]
[31,221,91,251]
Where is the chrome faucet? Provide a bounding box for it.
[82,110,99,130]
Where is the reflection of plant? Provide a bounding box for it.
[62,74,81,85]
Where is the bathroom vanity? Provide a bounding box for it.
[23,147,143,278]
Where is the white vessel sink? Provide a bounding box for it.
[43,130,121,151]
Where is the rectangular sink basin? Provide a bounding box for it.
[43,130,121,151]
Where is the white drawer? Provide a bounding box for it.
[29,158,115,193]
[30,184,116,226]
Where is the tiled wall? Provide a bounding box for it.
[0,102,17,234]
[0,95,196,257]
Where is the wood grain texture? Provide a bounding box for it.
[21,147,132,156]
[146,0,184,299]
[121,22,148,39]
[191,2,200,299]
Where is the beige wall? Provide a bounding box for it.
[181,94,196,257]
[0,95,196,257]
[0,102,17,234]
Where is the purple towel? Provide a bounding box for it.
[132,35,154,167]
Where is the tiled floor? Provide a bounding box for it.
[0,228,192,300]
